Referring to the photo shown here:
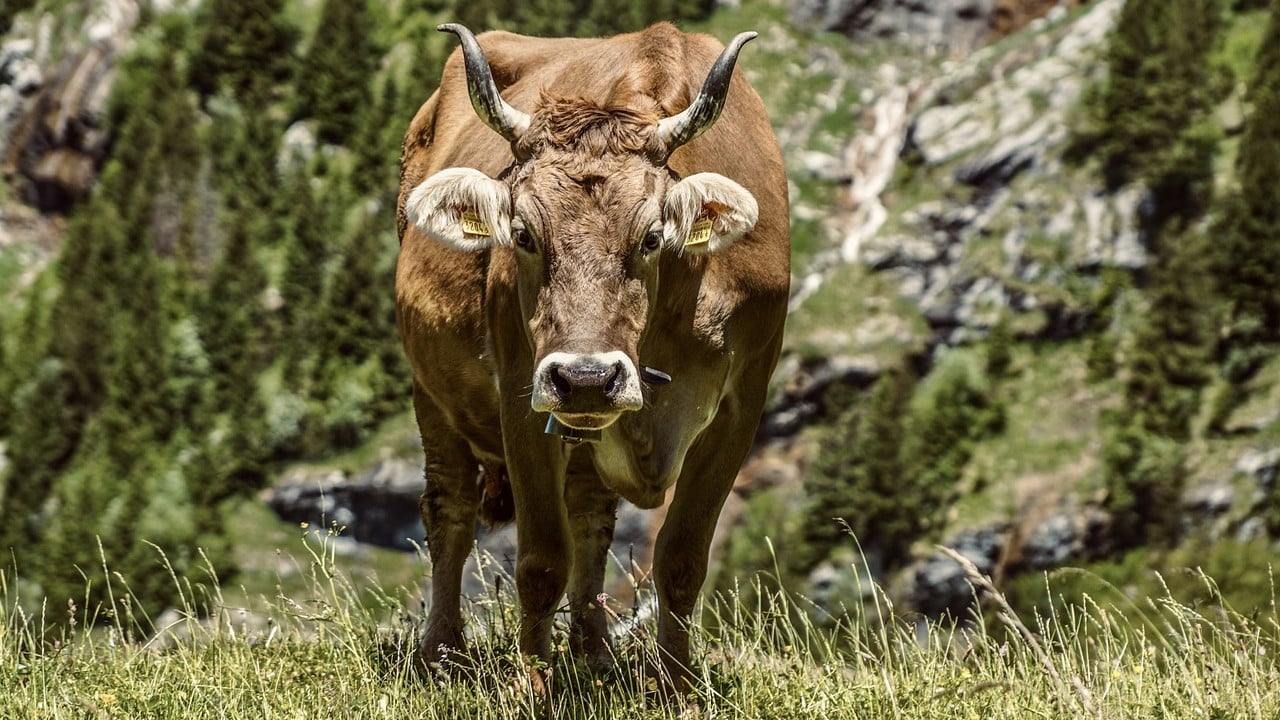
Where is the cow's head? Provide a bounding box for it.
[406,24,758,432]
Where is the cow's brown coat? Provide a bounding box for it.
[396,22,788,688]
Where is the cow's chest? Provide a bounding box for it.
[585,388,721,509]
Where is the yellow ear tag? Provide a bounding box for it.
[684,218,713,248]
[460,211,491,237]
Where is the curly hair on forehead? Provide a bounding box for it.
[520,94,662,157]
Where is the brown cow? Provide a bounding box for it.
[396,22,789,689]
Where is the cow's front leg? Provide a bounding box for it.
[564,458,619,674]
[651,408,756,692]
[413,384,481,668]
[503,416,571,689]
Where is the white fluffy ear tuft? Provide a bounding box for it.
[662,173,758,255]
[405,167,511,252]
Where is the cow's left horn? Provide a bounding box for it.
[439,23,532,146]
[655,31,756,157]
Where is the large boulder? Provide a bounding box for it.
[266,460,425,551]
[907,524,1006,619]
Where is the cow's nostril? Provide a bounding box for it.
[550,364,574,398]
[604,363,623,398]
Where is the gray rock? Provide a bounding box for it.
[1019,507,1110,570]
[792,0,999,55]
[860,233,943,269]
[1236,448,1280,490]
[279,121,318,173]
[266,460,425,551]
[1183,483,1236,519]
[1075,186,1147,270]
[758,355,883,438]
[909,524,1006,618]
[1179,482,1237,541]
[463,499,655,599]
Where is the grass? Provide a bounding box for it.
[6,528,1280,718]
[783,262,927,362]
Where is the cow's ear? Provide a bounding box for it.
[662,173,758,255]
[405,167,511,252]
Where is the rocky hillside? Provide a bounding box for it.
[2,0,1279,623]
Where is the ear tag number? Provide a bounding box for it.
[461,211,491,237]
[685,218,713,247]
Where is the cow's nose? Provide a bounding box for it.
[532,351,644,418]
[549,359,624,400]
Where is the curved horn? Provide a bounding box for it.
[655,31,757,156]
[438,23,531,145]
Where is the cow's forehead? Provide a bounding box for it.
[512,153,665,211]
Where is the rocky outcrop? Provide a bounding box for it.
[1,1,139,212]
[265,460,425,551]
[803,0,1130,348]
[791,0,1000,55]
[790,0,1088,55]
[988,0,1088,41]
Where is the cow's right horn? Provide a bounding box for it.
[439,23,531,147]
[655,31,757,158]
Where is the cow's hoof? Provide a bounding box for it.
[413,635,471,678]
[569,635,617,676]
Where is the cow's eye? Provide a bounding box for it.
[513,227,535,252]
[641,230,663,255]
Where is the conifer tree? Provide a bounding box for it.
[208,81,283,224]
[0,359,77,573]
[0,315,9,437]
[899,351,1002,531]
[203,211,271,405]
[279,171,328,374]
[1102,225,1212,547]
[190,0,298,101]
[309,210,404,446]
[34,462,115,614]
[803,365,916,573]
[1094,0,1229,224]
[47,201,127,433]
[1215,0,1280,351]
[352,76,401,196]
[296,0,380,144]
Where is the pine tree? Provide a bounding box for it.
[203,211,271,405]
[803,366,916,573]
[1094,0,1229,224]
[0,359,77,574]
[985,313,1014,379]
[1122,227,1212,440]
[351,76,401,196]
[1102,225,1212,547]
[311,212,404,446]
[279,171,328,374]
[515,0,576,36]
[190,0,298,101]
[295,0,380,144]
[47,201,127,434]
[1215,0,1280,351]
[899,351,1002,534]
[208,81,283,222]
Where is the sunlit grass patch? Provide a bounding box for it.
[5,529,1280,718]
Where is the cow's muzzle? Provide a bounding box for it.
[532,351,643,429]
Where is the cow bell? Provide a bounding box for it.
[545,415,602,444]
